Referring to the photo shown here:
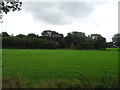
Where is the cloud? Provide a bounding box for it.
[1,1,118,42]
[22,2,100,25]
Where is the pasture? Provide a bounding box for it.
[2,49,118,87]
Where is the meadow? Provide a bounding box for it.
[2,49,118,88]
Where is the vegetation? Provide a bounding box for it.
[1,30,109,50]
[0,1,119,88]
[2,37,59,49]
[1,31,119,88]
[106,48,120,51]
[0,0,22,14]
[2,31,120,50]
[0,0,22,23]
[3,74,119,88]
[2,49,118,88]
[1,28,119,88]
[112,33,120,48]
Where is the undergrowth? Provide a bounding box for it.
[2,72,119,88]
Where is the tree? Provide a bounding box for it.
[112,33,120,48]
[70,43,76,50]
[0,0,22,14]
[2,32,10,37]
[16,34,26,38]
[2,36,59,49]
[27,33,39,38]
[0,0,22,23]
[106,42,114,48]
[65,31,88,49]
[41,30,65,48]
[41,30,60,38]
[89,34,106,49]
[84,37,95,49]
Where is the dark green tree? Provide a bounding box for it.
[0,0,22,14]
[2,32,10,37]
[89,34,106,49]
[2,36,59,49]
[0,0,22,23]
[106,42,114,48]
[70,43,76,50]
[41,30,65,48]
[112,33,120,48]
[27,33,39,38]
[16,34,26,38]
[41,30,58,38]
[65,31,88,49]
[84,37,95,49]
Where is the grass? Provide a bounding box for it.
[106,48,120,51]
[2,49,118,88]
[2,75,119,88]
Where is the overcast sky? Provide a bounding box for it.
[0,0,119,42]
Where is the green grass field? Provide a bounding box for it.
[2,49,118,87]
[106,48,120,51]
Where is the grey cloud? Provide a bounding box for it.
[57,2,94,18]
[22,2,100,25]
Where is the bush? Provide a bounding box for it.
[2,37,59,49]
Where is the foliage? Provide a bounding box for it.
[41,30,65,48]
[0,0,22,14]
[27,33,39,38]
[2,37,59,49]
[69,44,76,50]
[3,75,118,88]
[2,32,10,37]
[16,34,26,38]
[65,31,94,49]
[0,0,22,23]
[112,33,120,48]
[106,42,114,48]
[88,34,106,50]
[2,31,107,49]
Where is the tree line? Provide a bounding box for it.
[1,30,120,49]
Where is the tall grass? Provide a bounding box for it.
[2,72,118,88]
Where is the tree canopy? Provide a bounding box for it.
[89,34,106,49]
[65,32,87,49]
[112,33,120,48]
[0,0,22,14]
[2,30,107,50]
[0,0,22,23]
[41,30,65,48]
